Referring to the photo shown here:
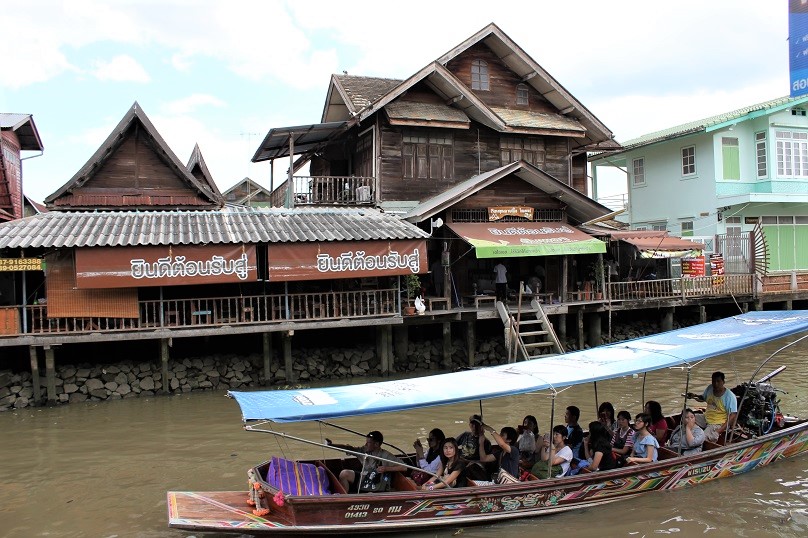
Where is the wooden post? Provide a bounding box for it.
[29,346,41,404]
[44,346,56,404]
[160,338,170,394]
[562,257,569,302]
[393,325,408,363]
[283,331,295,383]
[376,326,388,375]
[442,322,452,370]
[586,313,602,348]
[557,314,567,341]
[262,332,272,386]
[384,325,393,373]
[577,310,584,350]
[466,320,476,367]
[661,308,674,332]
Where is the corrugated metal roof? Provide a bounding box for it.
[0,112,44,151]
[386,101,469,124]
[333,75,402,111]
[252,122,347,162]
[492,107,585,133]
[0,206,429,249]
[617,95,808,151]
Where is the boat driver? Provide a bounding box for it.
[327,430,406,493]
[689,371,738,442]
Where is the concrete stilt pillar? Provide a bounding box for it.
[442,322,452,370]
[29,346,41,404]
[466,321,476,367]
[283,331,295,383]
[741,302,749,313]
[44,346,56,405]
[262,332,272,386]
[557,314,567,341]
[697,305,707,324]
[393,326,408,363]
[376,326,390,375]
[160,338,170,394]
[785,300,793,311]
[384,325,393,373]
[577,310,584,350]
[661,308,674,332]
[586,314,602,348]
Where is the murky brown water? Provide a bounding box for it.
[2,335,808,538]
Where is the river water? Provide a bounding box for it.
[2,335,808,538]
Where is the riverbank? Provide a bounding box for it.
[0,317,688,411]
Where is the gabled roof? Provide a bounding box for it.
[44,102,223,210]
[23,195,47,215]
[600,95,808,156]
[402,160,612,225]
[223,177,274,205]
[0,113,44,151]
[0,206,429,248]
[186,143,224,200]
[322,75,402,122]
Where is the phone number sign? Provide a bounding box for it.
[0,258,44,271]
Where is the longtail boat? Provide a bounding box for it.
[167,311,808,535]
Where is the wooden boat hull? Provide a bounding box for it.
[168,420,808,535]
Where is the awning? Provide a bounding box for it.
[252,121,348,162]
[621,236,704,259]
[447,222,605,258]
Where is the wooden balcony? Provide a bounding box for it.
[606,274,755,301]
[269,176,375,207]
[3,289,398,338]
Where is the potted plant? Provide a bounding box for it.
[403,274,421,315]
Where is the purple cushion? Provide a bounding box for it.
[267,456,331,496]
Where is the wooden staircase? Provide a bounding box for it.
[498,296,564,362]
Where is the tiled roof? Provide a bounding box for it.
[333,75,402,111]
[386,101,469,124]
[618,96,807,151]
[0,206,429,249]
[492,107,585,133]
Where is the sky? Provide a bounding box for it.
[1,0,791,205]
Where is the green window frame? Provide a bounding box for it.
[722,137,740,180]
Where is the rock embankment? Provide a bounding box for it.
[0,318,683,411]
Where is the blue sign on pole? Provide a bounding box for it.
[790,1,808,97]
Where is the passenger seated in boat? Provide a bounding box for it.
[611,410,635,464]
[517,416,539,467]
[421,438,468,491]
[412,428,445,485]
[626,413,659,464]
[564,406,584,461]
[645,400,669,444]
[456,414,494,480]
[531,425,573,479]
[326,430,406,493]
[581,421,617,471]
[687,371,738,443]
[667,408,705,456]
[481,424,521,480]
[598,402,616,432]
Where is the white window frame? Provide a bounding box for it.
[632,157,646,187]
[775,130,808,178]
[755,131,767,179]
[681,145,696,177]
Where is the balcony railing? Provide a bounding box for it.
[269,176,376,207]
[606,274,754,301]
[3,289,398,337]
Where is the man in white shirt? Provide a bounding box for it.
[493,262,507,302]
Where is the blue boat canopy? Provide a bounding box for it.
[228,311,808,423]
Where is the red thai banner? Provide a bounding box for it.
[75,245,258,288]
[268,240,427,281]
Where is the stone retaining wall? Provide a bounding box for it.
[0,318,679,411]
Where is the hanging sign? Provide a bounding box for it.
[488,206,534,221]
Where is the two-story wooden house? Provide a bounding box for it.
[591,95,808,275]
[1,113,43,222]
[254,23,619,303]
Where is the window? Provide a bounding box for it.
[500,137,544,166]
[722,137,740,180]
[776,130,808,177]
[651,223,667,231]
[516,83,529,105]
[755,131,767,178]
[354,129,374,178]
[402,132,453,179]
[681,221,694,237]
[632,157,645,186]
[471,60,489,91]
[681,146,695,176]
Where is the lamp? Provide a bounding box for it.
[429,217,444,235]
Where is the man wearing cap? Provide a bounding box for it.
[327,431,405,493]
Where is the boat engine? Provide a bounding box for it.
[731,381,781,437]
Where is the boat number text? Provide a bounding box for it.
[345,504,402,519]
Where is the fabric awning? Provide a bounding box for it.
[447,222,605,258]
[621,236,704,259]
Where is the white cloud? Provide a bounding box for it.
[92,55,151,83]
[161,94,227,115]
